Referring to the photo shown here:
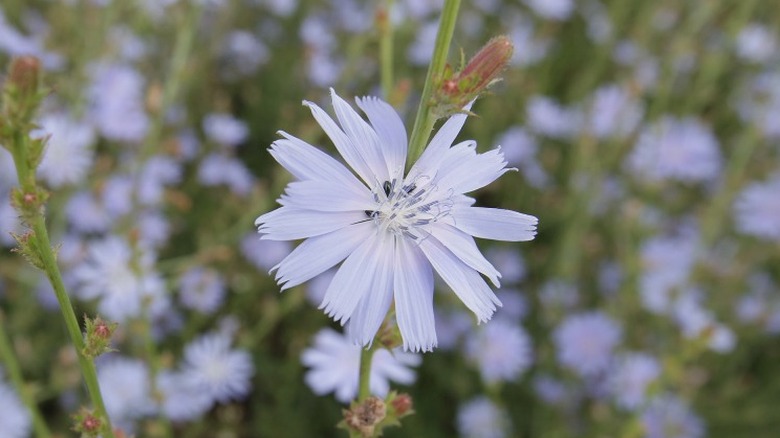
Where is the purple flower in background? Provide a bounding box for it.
[180,332,254,404]
[733,172,780,241]
[35,112,95,188]
[457,396,510,438]
[626,117,721,183]
[553,311,622,377]
[607,353,661,411]
[301,328,421,403]
[464,319,533,384]
[641,394,704,438]
[203,113,249,147]
[198,153,255,195]
[179,267,226,314]
[87,63,149,143]
[256,90,538,352]
[97,358,155,430]
[0,377,31,438]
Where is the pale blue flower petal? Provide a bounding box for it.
[320,232,382,324]
[394,238,436,352]
[348,235,395,347]
[271,132,367,194]
[429,223,502,287]
[273,222,374,290]
[452,207,538,242]
[304,99,375,185]
[279,180,374,212]
[329,89,389,182]
[419,237,501,322]
[437,147,512,195]
[409,101,473,178]
[255,207,364,241]
[356,96,408,177]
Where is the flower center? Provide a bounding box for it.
[364,175,451,240]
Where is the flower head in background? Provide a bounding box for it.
[457,396,511,438]
[641,394,705,438]
[0,378,31,438]
[553,311,622,377]
[733,172,780,241]
[464,318,533,384]
[301,328,421,403]
[256,90,538,352]
[180,332,254,404]
[97,358,156,430]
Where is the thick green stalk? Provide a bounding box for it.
[357,344,377,402]
[0,311,52,438]
[406,0,461,168]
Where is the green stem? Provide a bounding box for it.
[406,0,461,168]
[379,0,394,99]
[357,345,377,402]
[0,311,52,438]
[7,114,116,438]
[31,215,116,438]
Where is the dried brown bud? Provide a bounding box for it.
[344,396,386,437]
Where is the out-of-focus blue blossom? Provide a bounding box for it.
[539,280,579,310]
[639,227,699,314]
[464,319,532,384]
[434,309,472,350]
[598,260,623,296]
[0,376,31,438]
[735,24,777,63]
[109,27,148,62]
[495,289,528,321]
[626,117,722,184]
[408,20,439,66]
[0,10,62,69]
[485,246,526,285]
[220,31,269,79]
[581,1,612,43]
[197,153,255,195]
[495,127,549,188]
[240,234,292,271]
[533,374,576,406]
[102,175,135,218]
[526,96,579,140]
[138,156,182,205]
[137,210,172,248]
[522,0,574,21]
[87,63,149,143]
[607,353,661,411]
[255,0,299,17]
[301,328,420,403]
[504,13,551,67]
[733,172,780,241]
[65,191,112,234]
[641,394,705,438]
[0,192,22,247]
[582,84,643,139]
[553,311,622,377]
[35,112,95,188]
[305,268,336,306]
[72,236,169,322]
[673,289,736,353]
[457,396,510,438]
[203,113,250,148]
[156,370,212,422]
[395,0,442,21]
[97,358,155,431]
[179,267,226,314]
[180,332,254,404]
[307,50,345,87]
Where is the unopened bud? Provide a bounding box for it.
[8,56,41,95]
[432,36,514,118]
[83,316,118,358]
[390,392,413,416]
[72,408,102,437]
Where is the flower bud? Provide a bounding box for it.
[342,396,386,437]
[72,408,102,438]
[432,36,514,119]
[8,56,41,96]
[83,316,118,358]
[390,392,413,417]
